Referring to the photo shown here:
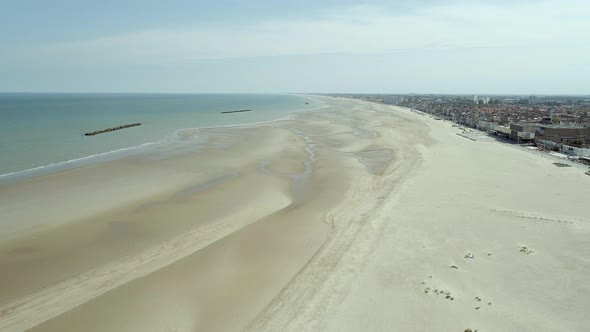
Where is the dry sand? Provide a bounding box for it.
[1,97,589,331]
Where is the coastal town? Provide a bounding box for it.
[338,94,590,170]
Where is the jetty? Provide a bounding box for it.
[84,123,142,136]
[220,109,252,114]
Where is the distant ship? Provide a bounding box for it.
[220,109,252,114]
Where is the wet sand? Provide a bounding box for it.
[1,97,589,331]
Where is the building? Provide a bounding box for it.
[507,123,590,147]
[537,139,561,151]
[477,120,497,131]
[561,145,590,157]
[529,96,537,105]
[534,126,589,147]
[494,125,512,139]
[509,123,538,143]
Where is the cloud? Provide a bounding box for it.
[3,0,588,67]
[1,0,588,93]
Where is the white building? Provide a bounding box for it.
[561,144,590,157]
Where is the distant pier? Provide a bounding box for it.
[220,109,252,114]
[84,123,142,136]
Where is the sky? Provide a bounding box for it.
[0,0,588,94]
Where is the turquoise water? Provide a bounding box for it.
[0,93,322,179]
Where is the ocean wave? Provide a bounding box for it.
[0,141,161,184]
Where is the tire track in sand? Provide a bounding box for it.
[246,125,424,331]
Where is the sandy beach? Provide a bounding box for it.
[1,96,589,331]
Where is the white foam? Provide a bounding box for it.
[0,140,163,184]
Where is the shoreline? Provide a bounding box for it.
[1,96,415,330]
[0,97,328,185]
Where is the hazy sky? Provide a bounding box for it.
[1,0,588,94]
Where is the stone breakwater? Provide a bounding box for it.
[84,123,142,136]
[220,109,252,114]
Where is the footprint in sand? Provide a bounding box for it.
[435,289,455,300]
[422,282,454,301]
[444,291,455,300]
[474,296,492,309]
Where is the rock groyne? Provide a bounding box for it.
[220,109,252,114]
[84,123,142,136]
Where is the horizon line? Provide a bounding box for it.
[1,91,589,97]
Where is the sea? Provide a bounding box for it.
[0,93,323,183]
